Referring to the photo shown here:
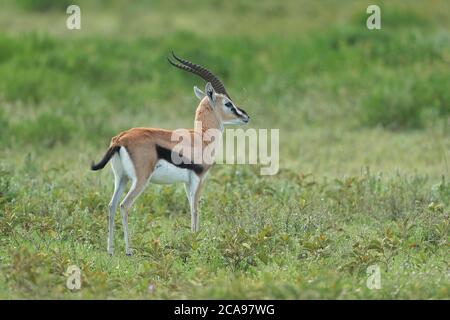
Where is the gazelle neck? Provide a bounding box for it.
[194,97,223,134]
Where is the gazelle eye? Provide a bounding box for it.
[225,102,233,108]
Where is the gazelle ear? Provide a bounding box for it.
[193,86,205,100]
[205,82,216,107]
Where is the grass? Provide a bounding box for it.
[0,0,449,299]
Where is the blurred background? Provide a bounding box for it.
[0,0,449,177]
[0,0,449,300]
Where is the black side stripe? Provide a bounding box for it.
[155,144,204,174]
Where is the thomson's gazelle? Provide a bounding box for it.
[91,53,250,255]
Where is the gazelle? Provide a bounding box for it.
[91,53,250,255]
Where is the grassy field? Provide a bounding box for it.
[0,0,449,299]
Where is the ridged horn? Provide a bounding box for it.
[168,52,230,98]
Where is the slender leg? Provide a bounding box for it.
[184,183,192,207]
[119,178,146,256]
[186,174,203,232]
[107,176,127,255]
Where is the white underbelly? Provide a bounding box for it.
[149,160,190,184]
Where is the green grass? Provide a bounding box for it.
[0,0,449,299]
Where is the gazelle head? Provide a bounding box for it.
[168,52,250,125]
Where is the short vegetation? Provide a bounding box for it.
[0,0,448,299]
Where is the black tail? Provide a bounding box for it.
[91,146,121,171]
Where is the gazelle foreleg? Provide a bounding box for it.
[185,174,203,232]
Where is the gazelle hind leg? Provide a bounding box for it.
[108,175,127,255]
[120,178,146,256]
[118,146,149,256]
[108,154,128,255]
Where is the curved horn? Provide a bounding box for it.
[168,52,230,98]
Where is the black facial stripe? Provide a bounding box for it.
[234,107,248,118]
[239,108,248,116]
[226,100,248,118]
[230,107,240,117]
[155,144,204,174]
